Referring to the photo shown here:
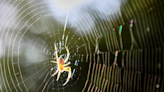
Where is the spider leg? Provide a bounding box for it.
[54,43,58,60]
[51,69,59,76]
[64,46,70,63]
[63,67,72,86]
[64,62,70,67]
[56,70,61,81]
[51,61,57,63]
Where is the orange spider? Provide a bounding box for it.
[51,43,72,86]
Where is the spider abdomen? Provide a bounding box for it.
[59,58,64,65]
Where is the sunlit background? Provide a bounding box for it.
[0,0,164,92]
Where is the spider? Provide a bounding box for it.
[51,43,72,86]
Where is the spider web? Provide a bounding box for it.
[0,0,164,92]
